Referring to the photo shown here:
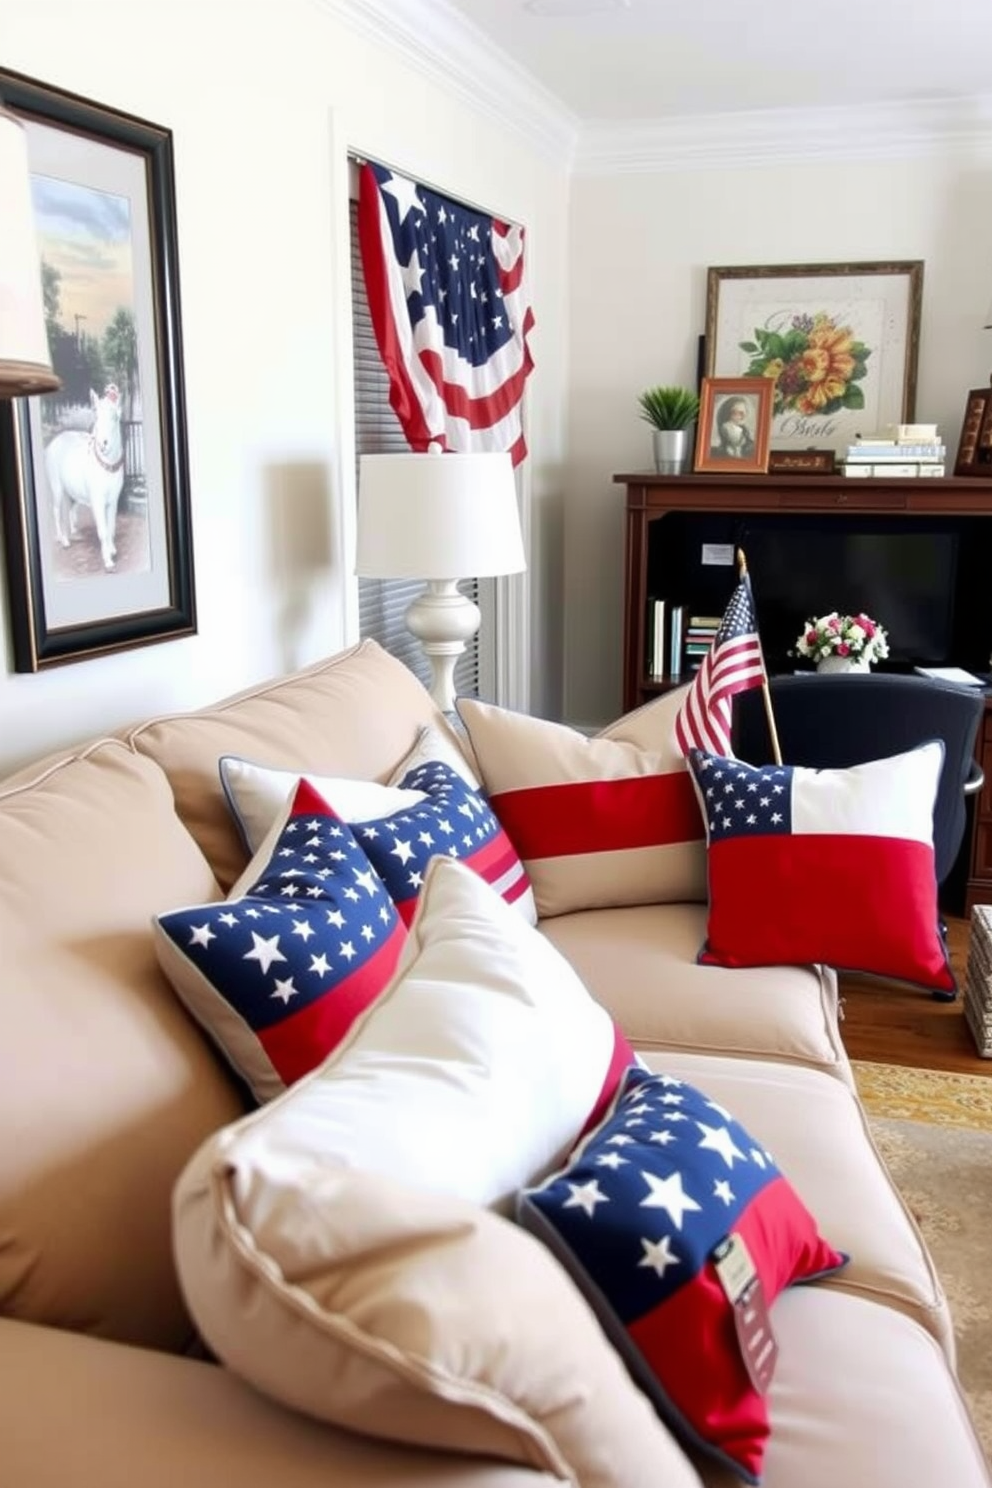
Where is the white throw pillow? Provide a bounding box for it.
[189,854,634,1211]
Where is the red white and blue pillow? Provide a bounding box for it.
[684,742,955,993]
[219,746,536,926]
[518,1065,847,1483]
[363,756,534,924]
[152,778,407,1102]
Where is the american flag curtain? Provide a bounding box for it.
[674,574,767,758]
[357,161,535,467]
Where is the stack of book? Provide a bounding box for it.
[840,425,945,478]
[684,615,721,672]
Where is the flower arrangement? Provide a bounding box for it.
[793,611,890,665]
[739,312,871,417]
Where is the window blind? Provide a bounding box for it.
[350,197,480,698]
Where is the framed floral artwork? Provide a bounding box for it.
[693,376,773,475]
[704,261,924,457]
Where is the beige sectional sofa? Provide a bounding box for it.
[0,638,987,1487]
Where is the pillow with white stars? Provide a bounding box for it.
[518,1065,847,1484]
[219,727,536,925]
[152,777,407,1103]
[684,742,954,994]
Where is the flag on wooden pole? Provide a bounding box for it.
[674,567,768,758]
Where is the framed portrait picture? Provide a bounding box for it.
[0,67,195,672]
[953,387,992,476]
[704,261,924,457]
[694,376,773,475]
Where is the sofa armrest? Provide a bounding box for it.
[0,1318,551,1488]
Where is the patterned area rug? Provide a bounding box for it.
[852,1064,992,1465]
[853,1060,992,1131]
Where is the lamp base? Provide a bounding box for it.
[405,580,481,714]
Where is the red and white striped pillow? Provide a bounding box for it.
[456,690,706,919]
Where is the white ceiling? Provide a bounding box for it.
[441,0,992,124]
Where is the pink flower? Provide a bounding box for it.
[837,642,851,656]
[856,615,876,636]
[805,628,818,646]
[827,616,841,631]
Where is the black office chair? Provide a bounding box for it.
[734,673,985,999]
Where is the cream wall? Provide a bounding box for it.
[0,0,570,774]
[564,150,992,729]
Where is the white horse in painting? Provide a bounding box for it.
[47,385,125,571]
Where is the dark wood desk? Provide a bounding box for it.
[614,471,992,912]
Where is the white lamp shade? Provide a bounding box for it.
[0,103,59,397]
[356,447,525,580]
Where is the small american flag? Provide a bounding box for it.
[674,575,766,758]
[358,161,535,466]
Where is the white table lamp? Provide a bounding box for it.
[0,99,59,397]
[356,444,525,713]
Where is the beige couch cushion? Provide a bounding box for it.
[0,1317,564,1488]
[0,741,245,1351]
[128,641,468,891]
[639,1051,953,1361]
[173,1159,699,1488]
[696,1287,989,1488]
[541,903,849,1078]
[456,691,707,917]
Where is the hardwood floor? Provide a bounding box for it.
[839,915,992,1074]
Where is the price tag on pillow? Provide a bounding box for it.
[711,1234,778,1394]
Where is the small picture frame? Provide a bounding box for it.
[767,448,836,475]
[694,377,773,475]
[954,387,992,476]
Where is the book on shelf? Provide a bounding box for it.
[646,597,666,677]
[841,462,946,478]
[669,604,685,680]
[847,446,945,461]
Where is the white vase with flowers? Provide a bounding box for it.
[792,611,889,673]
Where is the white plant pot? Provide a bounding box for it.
[652,427,694,475]
[815,655,871,674]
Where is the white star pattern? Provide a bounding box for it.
[564,1179,609,1218]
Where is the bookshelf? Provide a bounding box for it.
[616,471,992,714]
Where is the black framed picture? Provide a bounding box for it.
[0,66,195,671]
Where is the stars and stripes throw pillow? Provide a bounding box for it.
[518,1066,847,1483]
[153,778,407,1102]
[684,741,955,993]
[220,743,535,925]
[456,691,707,918]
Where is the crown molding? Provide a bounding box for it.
[311,1,992,175]
[314,0,580,165]
[574,94,992,174]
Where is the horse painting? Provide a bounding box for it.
[47,385,125,572]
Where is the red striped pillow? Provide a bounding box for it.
[456,692,706,918]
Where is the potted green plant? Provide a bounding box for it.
[637,385,701,474]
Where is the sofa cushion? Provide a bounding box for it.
[172,1162,700,1488]
[518,1065,846,1483]
[0,740,245,1353]
[540,903,849,1079]
[684,743,955,994]
[153,778,407,1103]
[128,640,470,892]
[718,1287,989,1488]
[639,1051,954,1360]
[456,691,707,918]
[220,741,536,925]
